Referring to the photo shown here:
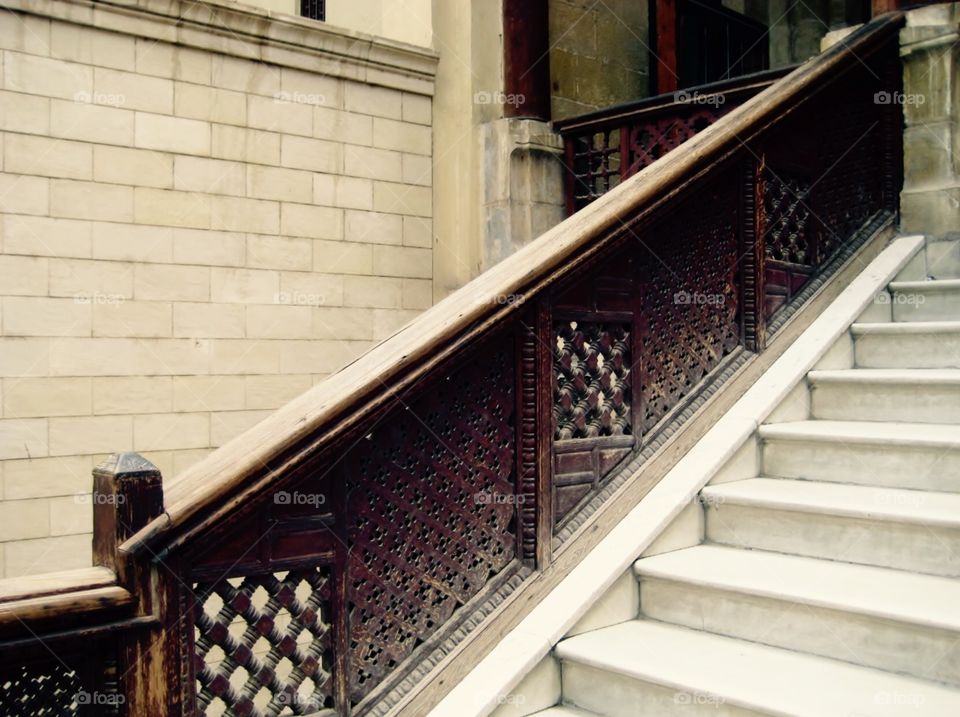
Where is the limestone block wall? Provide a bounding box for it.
[0,0,436,577]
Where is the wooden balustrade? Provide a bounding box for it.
[0,12,905,717]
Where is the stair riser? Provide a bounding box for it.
[561,662,767,717]
[705,504,960,577]
[854,333,960,368]
[892,290,960,322]
[810,382,960,423]
[926,241,960,279]
[761,439,960,492]
[639,577,960,686]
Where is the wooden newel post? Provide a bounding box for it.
[93,452,164,572]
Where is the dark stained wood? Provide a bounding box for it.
[93,452,163,573]
[653,0,679,95]
[502,0,550,120]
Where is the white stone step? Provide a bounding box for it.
[926,239,960,279]
[889,278,960,321]
[701,478,960,576]
[808,368,960,423]
[759,420,960,491]
[556,620,960,716]
[528,708,600,717]
[634,545,960,685]
[852,321,960,368]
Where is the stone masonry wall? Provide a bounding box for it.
[0,0,436,577]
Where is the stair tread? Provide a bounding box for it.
[759,419,960,447]
[529,708,601,717]
[701,478,960,527]
[634,544,960,631]
[808,368,960,384]
[556,620,960,716]
[889,277,960,291]
[852,320,960,334]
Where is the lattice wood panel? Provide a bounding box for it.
[193,568,335,717]
[568,129,622,208]
[0,665,83,717]
[345,338,518,703]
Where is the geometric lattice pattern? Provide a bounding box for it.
[569,129,622,209]
[193,568,334,717]
[553,321,631,440]
[346,340,517,703]
[762,168,813,265]
[0,665,83,717]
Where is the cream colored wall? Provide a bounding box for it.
[0,0,436,578]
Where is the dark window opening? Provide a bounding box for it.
[301,0,325,21]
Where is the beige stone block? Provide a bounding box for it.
[280,135,340,173]
[0,417,48,459]
[342,275,402,308]
[48,337,210,377]
[208,195,278,235]
[51,21,135,71]
[2,455,93,499]
[373,308,420,340]
[373,118,431,155]
[344,210,402,245]
[248,93,312,136]
[344,145,401,181]
[247,165,312,203]
[211,124,280,165]
[4,534,91,576]
[49,259,134,300]
[402,93,431,125]
[3,297,90,337]
[333,176,372,210]
[135,113,210,155]
[49,415,132,456]
[245,235,312,272]
[93,145,173,188]
[344,83,402,119]
[211,268,279,304]
[247,305,312,339]
[50,179,133,222]
[4,134,92,180]
[210,340,280,375]
[50,98,134,145]
[372,181,431,216]
[93,376,172,415]
[245,374,311,410]
[173,375,245,412]
[279,339,373,374]
[173,228,245,267]
[48,496,92,536]
[0,90,50,134]
[402,278,432,309]
[175,82,246,125]
[313,240,373,275]
[280,67,340,106]
[0,338,50,377]
[3,215,91,258]
[372,246,431,278]
[3,52,92,100]
[94,67,173,114]
[134,187,212,229]
[92,222,173,263]
[172,447,211,475]
[93,300,172,338]
[311,307,374,340]
[0,173,49,216]
[0,498,50,541]
[3,377,90,418]
[136,40,211,84]
[402,153,432,186]
[281,204,342,241]
[313,107,373,146]
[210,409,271,446]
[210,55,280,97]
[0,11,51,55]
[134,412,209,451]
[134,264,209,301]
[312,174,335,206]
[173,302,245,338]
[0,256,47,296]
[278,272,343,308]
[173,156,246,197]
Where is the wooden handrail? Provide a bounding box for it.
[121,11,905,560]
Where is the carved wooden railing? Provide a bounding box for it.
[0,13,904,717]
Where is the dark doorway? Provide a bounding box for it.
[677,0,769,86]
